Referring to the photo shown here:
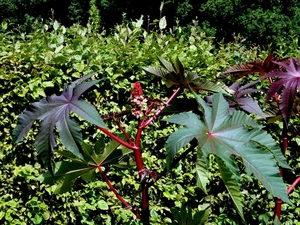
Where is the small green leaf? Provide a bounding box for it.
[135,16,144,28]
[53,20,59,31]
[97,200,109,210]
[159,16,167,30]
[53,55,67,63]
[33,214,43,224]
[1,21,8,30]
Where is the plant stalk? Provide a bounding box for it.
[97,126,138,150]
[97,165,141,219]
[141,87,181,128]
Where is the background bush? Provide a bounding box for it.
[1,16,300,225]
[1,0,300,47]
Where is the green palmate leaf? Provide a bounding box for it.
[81,169,96,182]
[183,72,199,85]
[12,73,106,170]
[98,136,133,167]
[165,112,202,168]
[190,78,230,94]
[175,57,184,80]
[81,135,133,168]
[144,57,187,88]
[196,151,209,194]
[165,92,291,207]
[158,56,176,74]
[143,65,177,88]
[143,67,169,79]
[63,135,133,168]
[216,156,244,220]
[37,161,95,194]
[39,135,133,193]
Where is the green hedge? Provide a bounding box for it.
[1,19,299,224]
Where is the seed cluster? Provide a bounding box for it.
[131,82,147,117]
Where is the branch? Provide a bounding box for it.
[114,118,134,146]
[140,87,181,128]
[97,165,141,219]
[96,126,138,150]
[102,110,130,121]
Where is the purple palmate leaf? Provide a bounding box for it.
[12,73,106,170]
[206,81,265,118]
[230,81,265,118]
[262,57,300,124]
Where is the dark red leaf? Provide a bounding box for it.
[262,57,300,124]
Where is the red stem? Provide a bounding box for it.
[287,176,300,195]
[135,87,181,223]
[134,128,144,172]
[275,199,282,220]
[97,87,182,223]
[97,126,138,150]
[282,137,288,156]
[116,119,135,146]
[97,165,141,219]
[267,77,279,103]
[275,176,300,220]
[141,87,181,128]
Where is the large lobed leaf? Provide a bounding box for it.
[165,92,291,208]
[12,73,106,169]
[143,57,196,88]
[206,81,265,118]
[37,160,95,194]
[220,53,289,79]
[38,135,134,194]
[263,57,300,124]
[216,156,244,220]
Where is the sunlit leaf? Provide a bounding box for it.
[165,92,291,207]
[216,156,244,220]
[159,16,167,30]
[196,151,209,194]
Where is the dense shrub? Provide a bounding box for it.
[1,18,300,224]
[1,0,300,48]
